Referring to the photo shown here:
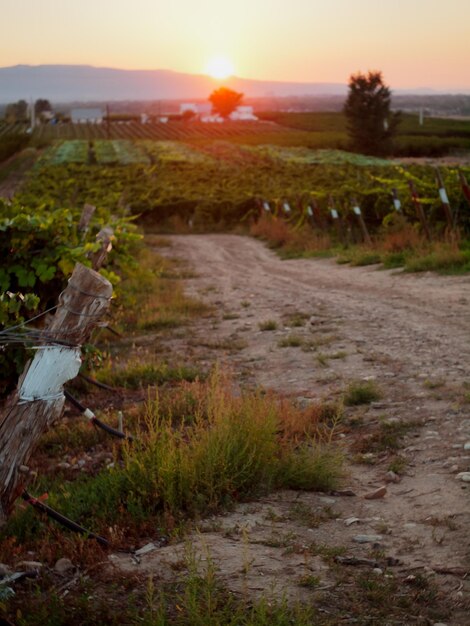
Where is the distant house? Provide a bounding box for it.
[179,103,213,119]
[70,108,104,124]
[229,106,257,121]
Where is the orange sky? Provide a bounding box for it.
[2,0,470,90]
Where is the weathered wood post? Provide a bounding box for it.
[392,188,402,212]
[408,181,431,241]
[328,195,342,242]
[435,168,454,231]
[459,170,470,206]
[91,227,114,271]
[0,263,112,525]
[78,203,96,236]
[351,198,372,246]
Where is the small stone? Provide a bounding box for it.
[344,517,360,526]
[433,623,448,626]
[57,462,71,470]
[352,534,383,544]
[464,442,470,451]
[457,472,470,482]
[319,497,336,505]
[18,465,29,474]
[77,459,86,468]
[372,568,383,575]
[0,563,12,576]
[385,471,400,483]
[16,561,42,571]
[450,465,459,473]
[55,558,74,575]
[364,486,387,500]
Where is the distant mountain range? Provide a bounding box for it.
[0,64,350,103]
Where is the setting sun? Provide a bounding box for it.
[205,56,234,80]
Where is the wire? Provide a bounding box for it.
[0,304,58,336]
[22,491,109,547]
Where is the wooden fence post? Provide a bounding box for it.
[91,227,114,271]
[459,170,470,207]
[435,168,454,230]
[392,188,402,212]
[351,198,372,246]
[78,203,96,236]
[0,263,112,525]
[328,195,342,241]
[408,181,431,241]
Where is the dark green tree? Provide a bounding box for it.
[34,99,52,115]
[209,87,243,118]
[4,100,28,122]
[344,71,401,156]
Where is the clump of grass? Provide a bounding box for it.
[344,380,382,406]
[250,214,331,254]
[96,362,201,389]
[404,244,470,274]
[285,312,310,327]
[353,420,414,454]
[259,319,278,331]
[3,371,342,547]
[278,334,304,348]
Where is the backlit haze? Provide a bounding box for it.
[2,0,470,91]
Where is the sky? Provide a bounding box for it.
[2,0,470,90]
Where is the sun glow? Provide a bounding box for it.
[206,56,234,80]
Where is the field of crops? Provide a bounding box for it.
[17,139,470,236]
[31,120,294,142]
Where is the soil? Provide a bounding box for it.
[111,234,470,622]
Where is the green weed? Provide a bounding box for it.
[344,380,382,406]
[258,320,278,331]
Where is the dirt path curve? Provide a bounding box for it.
[114,235,470,621]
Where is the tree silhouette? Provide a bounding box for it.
[209,87,243,118]
[344,71,401,155]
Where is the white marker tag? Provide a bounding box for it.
[331,209,339,219]
[353,206,362,216]
[307,206,313,217]
[283,203,291,213]
[263,202,270,212]
[439,188,449,204]
[393,198,401,211]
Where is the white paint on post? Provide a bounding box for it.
[283,203,291,213]
[263,201,270,212]
[331,209,339,219]
[393,198,401,211]
[307,206,313,217]
[353,206,362,216]
[19,347,82,403]
[439,188,449,205]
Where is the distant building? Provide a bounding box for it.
[229,106,257,121]
[179,103,213,119]
[70,108,104,124]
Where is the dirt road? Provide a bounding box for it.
[115,234,470,621]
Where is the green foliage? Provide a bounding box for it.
[0,198,140,396]
[344,380,382,406]
[344,71,401,155]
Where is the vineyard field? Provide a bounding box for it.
[18,140,470,235]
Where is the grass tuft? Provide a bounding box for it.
[344,380,382,406]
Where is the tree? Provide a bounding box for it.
[34,99,52,116]
[4,100,28,123]
[209,87,243,118]
[343,71,401,156]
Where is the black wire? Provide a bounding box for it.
[22,491,109,547]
